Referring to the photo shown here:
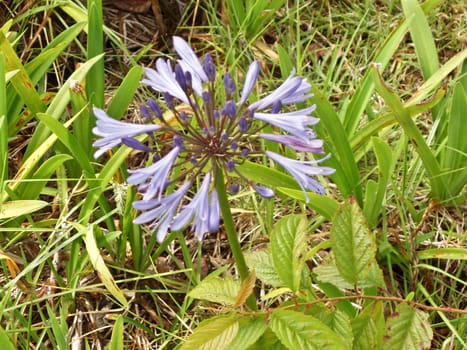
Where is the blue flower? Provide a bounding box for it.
[253,106,319,140]
[171,173,219,240]
[265,151,335,200]
[239,61,260,104]
[93,36,334,241]
[248,70,312,110]
[260,133,324,153]
[127,146,180,201]
[92,107,160,158]
[133,182,190,242]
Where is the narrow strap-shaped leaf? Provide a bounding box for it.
[0,53,7,207]
[78,223,128,307]
[312,87,363,203]
[364,137,394,227]
[402,0,439,81]
[0,31,44,116]
[109,315,124,350]
[370,64,448,200]
[7,22,86,135]
[23,54,104,161]
[86,0,104,107]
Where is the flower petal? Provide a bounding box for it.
[260,133,324,153]
[127,146,181,200]
[92,107,160,159]
[239,61,260,104]
[249,71,312,111]
[266,150,334,201]
[133,182,190,242]
[171,173,219,239]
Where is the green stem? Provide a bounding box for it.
[214,167,257,310]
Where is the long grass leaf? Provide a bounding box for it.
[370,64,447,200]
[344,16,408,136]
[402,0,439,81]
[7,22,86,135]
[86,0,104,107]
[0,31,44,116]
[312,88,363,203]
[107,66,143,119]
[0,53,7,209]
[2,114,79,202]
[23,54,104,161]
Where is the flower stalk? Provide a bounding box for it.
[214,166,257,310]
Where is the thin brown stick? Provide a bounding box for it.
[301,295,467,314]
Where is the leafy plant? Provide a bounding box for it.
[184,212,436,349]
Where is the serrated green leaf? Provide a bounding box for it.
[270,309,347,350]
[227,316,267,350]
[180,315,239,350]
[314,256,384,289]
[385,303,433,350]
[270,215,308,292]
[331,202,377,285]
[352,313,378,350]
[248,328,288,350]
[0,200,48,219]
[327,310,354,349]
[351,301,385,350]
[188,274,240,306]
[245,249,283,287]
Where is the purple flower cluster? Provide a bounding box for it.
[92,36,334,242]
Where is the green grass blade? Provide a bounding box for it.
[23,54,104,161]
[370,64,447,200]
[109,315,124,350]
[16,154,73,200]
[0,325,15,350]
[401,0,439,81]
[405,49,467,106]
[7,22,87,135]
[0,200,49,219]
[78,223,128,307]
[0,31,45,116]
[0,53,7,211]
[443,82,467,194]
[312,88,363,203]
[344,15,408,136]
[107,66,143,119]
[2,113,78,202]
[364,137,394,227]
[86,0,104,107]
[35,113,95,178]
